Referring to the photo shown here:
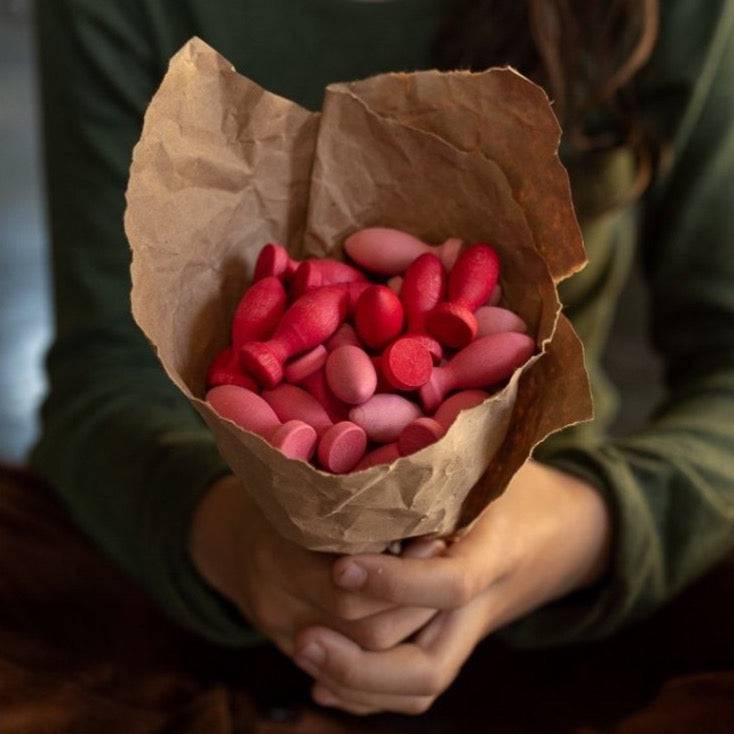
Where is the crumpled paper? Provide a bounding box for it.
[125,38,592,553]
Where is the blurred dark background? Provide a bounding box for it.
[1,0,51,463]
[0,0,664,465]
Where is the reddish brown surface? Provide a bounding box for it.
[205,386,317,461]
[253,243,300,282]
[381,337,433,391]
[419,333,535,411]
[301,368,351,423]
[316,422,367,475]
[397,391,492,456]
[206,347,257,391]
[427,244,500,348]
[325,346,377,406]
[325,324,360,352]
[283,346,328,385]
[348,394,422,444]
[1,464,733,733]
[231,276,287,349]
[291,260,366,299]
[355,286,405,350]
[355,443,401,471]
[263,385,334,438]
[400,254,446,334]
[241,286,349,387]
[397,417,444,456]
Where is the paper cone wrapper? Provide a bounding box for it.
[125,38,593,553]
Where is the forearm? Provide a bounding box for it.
[506,366,734,647]
[30,324,255,646]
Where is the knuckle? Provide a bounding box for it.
[349,706,375,717]
[418,665,449,696]
[404,697,435,716]
[448,567,474,607]
[332,593,364,621]
[354,618,394,651]
[329,655,359,688]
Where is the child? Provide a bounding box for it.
[33,0,734,715]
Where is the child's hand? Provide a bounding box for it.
[292,460,611,714]
[189,474,440,655]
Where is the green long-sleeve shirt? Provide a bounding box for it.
[31,0,734,647]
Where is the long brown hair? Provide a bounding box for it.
[433,0,660,199]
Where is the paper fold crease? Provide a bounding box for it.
[125,38,592,553]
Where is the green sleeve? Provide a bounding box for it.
[31,0,254,646]
[505,0,734,646]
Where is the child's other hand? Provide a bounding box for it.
[189,474,440,655]
[292,459,611,715]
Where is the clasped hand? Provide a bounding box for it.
[191,460,609,716]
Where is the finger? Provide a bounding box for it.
[332,512,514,608]
[312,685,377,716]
[313,683,434,716]
[283,547,396,621]
[296,590,497,708]
[401,537,447,559]
[315,537,446,621]
[331,539,443,649]
[332,553,477,609]
[293,626,448,696]
[338,604,438,651]
[317,587,398,621]
[414,595,496,663]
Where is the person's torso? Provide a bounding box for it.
[134,0,722,445]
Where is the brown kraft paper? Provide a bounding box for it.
[125,38,593,553]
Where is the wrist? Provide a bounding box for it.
[529,459,612,591]
[496,459,612,617]
[557,466,611,589]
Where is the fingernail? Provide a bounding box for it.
[295,642,325,676]
[337,562,367,589]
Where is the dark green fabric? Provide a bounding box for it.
[31,0,734,648]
